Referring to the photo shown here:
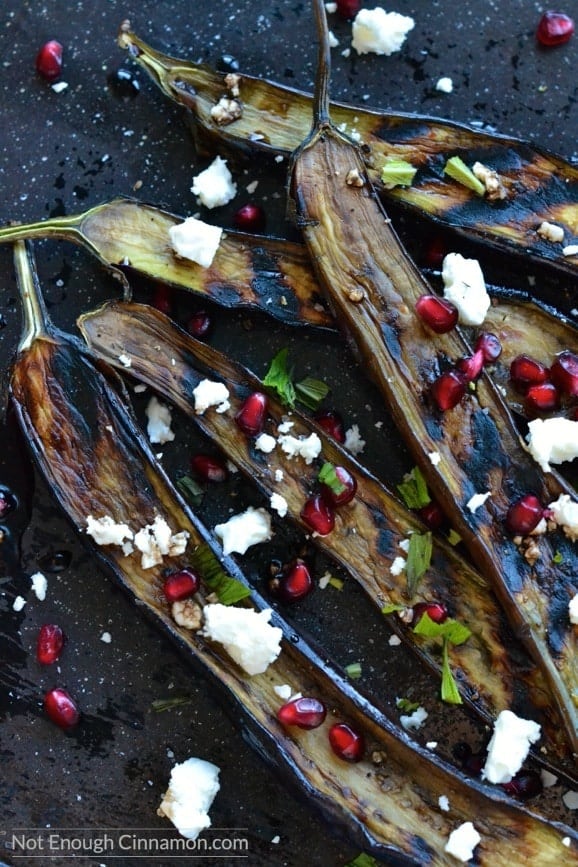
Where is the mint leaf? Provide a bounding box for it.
[190,543,251,605]
[397,466,431,510]
[443,156,485,196]
[396,697,420,713]
[295,376,329,410]
[381,603,405,615]
[413,612,471,646]
[344,855,379,867]
[318,462,347,496]
[405,531,432,597]
[345,662,362,679]
[176,473,204,508]
[441,638,463,705]
[263,348,296,407]
[381,157,417,189]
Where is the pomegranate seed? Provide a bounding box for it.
[187,309,212,340]
[505,494,544,535]
[456,349,484,382]
[415,294,459,334]
[462,752,484,776]
[475,332,502,363]
[36,40,63,81]
[320,466,357,507]
[277,559,314,602]
[422,236,447,269]
[235,392,267,436]
[233,203,266,233]
[151,285,173,315]
[550,350,578,396]
[411,601,448,626]
[36,624,65,665]
[525,382,560,415]
[191,454,228,483]
[536,11,574,46]
[336,0,361,19]
[509,354,548,392]
[501,770,543,800]
[431,370,466,411]
[43,688,80,729]
[163,568,200,602]
[328,722,365,762]
[314,409,346,443]
[0,489,16,518]
[277,696,327,729]
[301,495,335,536]
[416,500,445,530]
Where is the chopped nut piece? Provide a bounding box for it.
[537,221,565,243]
[171,599,203,630]
[224,73,241,97]
[472,161,507,200]
[346,168,365,187]
[348,287,365,303]
[210,97,243,126]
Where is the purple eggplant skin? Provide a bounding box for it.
[10,241,578,865]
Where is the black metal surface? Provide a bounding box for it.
[0,2,577,865]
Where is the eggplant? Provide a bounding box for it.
[11,240,578,865]
[78,297,576,779]
[289,0,578,756]
[117,23,578,283]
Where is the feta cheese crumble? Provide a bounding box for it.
[270,492,288,518]
[526,417,578,472]
[214,507,272,555]
[537,221,565,243]
[13,595,26,612]
[158,757,220,840]
[466,491,491,513]
[118,353,132,368]
[428,451,441,466]
[444,822,481,862]
[191,156,237,209]
[169,217,223,269]
[569,593,578,625]
[438,794,450,811]
[255,432,276,453]
[100,631,112,643]
[388,634,402,646]
[273,684,292,700]
[435,76,453,93]
[145,396,175,445]
[563,790,578,810]
[277,431,322,464]
[390,555,406,576]
[344,424,366,455]
[30,572,48,601]
[442,253,490,326]
[202,604,282,675]
[352,8,415,56]
[192,379,231,415]
[86,514,133,547]
[133,514,189,569]
[481,710,541,784]
[400,705,428,731]
[547,494,578,541]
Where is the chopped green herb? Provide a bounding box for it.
[318,462,347,496]
[176,473,204,508]
[397,466,431,510]
[447,528,462,546]
[328,575,345,591]
[405,531,433,597]
[381,602,405,615]
[396,697,420,713]
[552,550,564,565]
[413,613,471,706]
[344,853,379,867]
[151,695,194,713]
[443,156,485,196]
[190,542,251,605]
[345,662,362,679]
[263,347,296,407]
[381,157,417,189]
[295,376,330,410]
[441,638,463,705]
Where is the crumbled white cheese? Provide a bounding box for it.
[273,683,292,700]
[192,379,231,415]
[563,244,578,257]
[563,790,578,810]
[526,417,578,472]
[319,572,332,589]
[145,396,175,445]
[442,253,491,326]
[344,424,366,455]
[202,604,282,675]
[30,572,48,601]
[270,492,288,518]
[438,794,450,811]
[133,514,189,569]
[12,595,26,612]
[388,634,402,646]
[134,383,147,394]
[570,594,578,625]
[328,30,339,48]
[537,221,565,243]
[100,631,112,643]
[158,757,220,840]
[540,769,558,788]
[86,514,133,547]
[277,420,294,433]
[277,431,322,464]
[191,156,237,209]
[481,710,541,784]
[214,506,272,555]
[444,822,481,862]
[426,741,438,750]
[169,217,223,269]
[435,76,453,93]
[325,1,337,12]
[466,491,491,513]
[118,353,132,368]
[390,556,406,576]
[400,705,428,731]
[547,494,578,541]
[563,837,571,847]
[274,469,284,482]
[398,537,411,553]
[352,8,415,56]
[428,451,441,466]
[255,432,276,453]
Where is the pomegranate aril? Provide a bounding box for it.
[411,601,448,626]
[301,495,335,536]
[336,0,361,19]
[431,370,466,411]
[320,466,357,507]
[36,624,65,665]
[416,500,445,530]
[277,696,327,729]
[505,494,544,535]
[422,235,447,269]
[550,350,578,396]
[536,11,574,46]
[415,294,459,334]
[235,392,268,436]
[328,722,365,762]
[456,349,484,382]
[163,568,200,602]
[525,382,560,415]
[151,285,173,315]
[314,409,346,443]
[233,203,266,233]
[36,40,63,81]
[475,331,502,363]
[277,559,314,602]
[509,354,548,392]
[44,687,80,729]
[187,309,212,340]
[0,488,16,518]
[191,454,228,483]
[501,770,543,800]
[462,752,484,776]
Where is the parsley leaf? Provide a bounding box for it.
[318,462,347,496]
[263,348,296,407]
[397,466,431,510]
[405,531,433,597]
